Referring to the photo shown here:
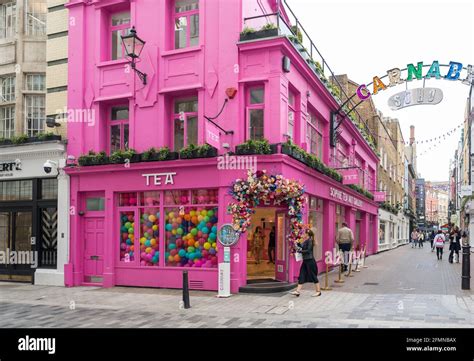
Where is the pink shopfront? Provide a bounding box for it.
[64,0,379,293]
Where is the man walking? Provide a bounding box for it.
[410,228,419,248]
[337,222,354,272]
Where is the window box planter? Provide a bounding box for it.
[141,148,179,162]
[0,139,13,146]
[281,142,307,164]
[179,145,218,160]
[234,139,276,155]
[78,152,110,167]
[36,134,62,142]
[109,150,140,164]
[239,28,278,41]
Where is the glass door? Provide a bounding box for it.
[0,212,11,271]
[275,211,288,282]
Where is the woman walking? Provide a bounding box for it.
[432,230,446,260]
[290,228,321,297]
[449,226,461,263]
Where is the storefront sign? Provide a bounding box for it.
[217,224,240,247]
[0,160,21,178]
[205,121,221,149]
[374,191,386,202]
[388,88,443,110]
[356,61,473,101]
[341,169,359,185]
[329,187,363,207]
[142,172,176,186]
[217,262,231,298]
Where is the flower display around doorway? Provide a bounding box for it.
[229,169,306,250]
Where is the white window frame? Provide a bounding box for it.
[25,74,45,92]
[0,75,15,103]
[0,2,16,39]
[0,106,15,139]
[24,94,45,136]
[25,0,46,36]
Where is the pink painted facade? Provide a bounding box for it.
[64,0,379,292]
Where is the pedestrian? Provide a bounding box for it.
[430,230,435,249]
[432,230,446,260]
[336,222,354,272]
[410,228,419,248]
[418,231,424,248]
[449,226,461,263]
[290,228,321,297]
[267,226,275,264]
[252,226,264,264]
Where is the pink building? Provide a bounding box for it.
[64,0,379,293]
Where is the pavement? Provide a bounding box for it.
[0,244,472,328]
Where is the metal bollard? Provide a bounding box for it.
[334,262,345,284]
[183,270,191,309]
[462,245,471,290]
[346,251,354,277]
[321,262,332,290]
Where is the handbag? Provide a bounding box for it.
[295,252,303,262]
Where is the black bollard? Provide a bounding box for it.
[462,245,471,290]
[183,270,191,309]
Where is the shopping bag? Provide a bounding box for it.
[295,252,303,262]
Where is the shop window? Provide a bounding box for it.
[173,97,198,151]
[119,192,137,207]
[246,86,264,141]
[140,191,160,206]
[119,211,135,262]
[110,11,131,60]
[109,105,129,153]
[86,198,105,211]
[174,0,199,49]
[0,2,16,39]
[379,221,385,244]
[164,189,218,268]
[308,196,323,261]
[165,190,190,205]
[191,189,218,204]
[139,207,160,266]
[40,179,58,200]
[0,180,33,201]
[335,204,346,232]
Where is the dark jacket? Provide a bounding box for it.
[450,232,461,251]
[300,237,314,261]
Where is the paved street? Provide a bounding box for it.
[0,244,472,328]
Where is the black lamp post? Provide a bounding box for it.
[462,231,471,290]
[121,26,147,85]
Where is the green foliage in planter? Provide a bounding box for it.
[141,147,158,161]
[196,144,213,157]
[142,146,173,161]
[349,184,374,200]
[109,149,137,163]
[92,151,109,165]
[241,26,256,35]
[78,150,96,166]
[236,139,272,154]
[290,25,303,43]
[37,132,56,141]
[380,201,398,214]
[179,144,196,159]
[11,134,29,144]
[261,23,277,31]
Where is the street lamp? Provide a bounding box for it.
[121,26,147,85]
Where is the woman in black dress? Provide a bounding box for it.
[290,229,321,297]
[449,226,461,263]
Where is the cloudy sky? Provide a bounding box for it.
[289,0,474,182]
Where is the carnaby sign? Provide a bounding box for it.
[329,187,363,208]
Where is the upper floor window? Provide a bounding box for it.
[0,106,14,139]
[0,2,16,39]
[288,91,296,141]
[173,97,198,151]
[25,95,45,136]
[25,0,46,36]
[0,75,15,103]
[307,111,322,159]
[246,87,264,141]
[109,105,129,153]
[111,11,131,60]
[174,0,199,49]
[25,74,45,92]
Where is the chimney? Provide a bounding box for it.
[410,125,415,145]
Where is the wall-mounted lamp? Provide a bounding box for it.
[121,26,147,85]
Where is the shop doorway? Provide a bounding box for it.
[0,210,33,282]
[246,208,287,282]
[83,217,105,284]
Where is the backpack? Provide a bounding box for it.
[434,234,445,248]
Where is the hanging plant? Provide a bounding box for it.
[229,169,306,251]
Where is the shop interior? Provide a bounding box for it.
[246,208,277,280]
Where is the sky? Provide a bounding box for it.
[288,0,474,182]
